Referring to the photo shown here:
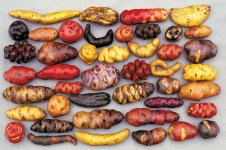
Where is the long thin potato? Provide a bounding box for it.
[9,10,41,23]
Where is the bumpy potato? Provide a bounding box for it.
[79,44,98,64]
[184,40,218,63]
[29,27,57,41]
[6,106,46,121]
[81,64,120,90]
[183,64,217,81]
[38,42,78,65]
[128,38,160,58]
[115,25,134,42]
[150,59,181,77]
[157,44,182,61]
[98,45,130,63]
[170,4,211,27]
[157,77,180,95]
[185,26,212,39]
[178,81,221,100]
[80,7,118,25]
[47,94,70,118]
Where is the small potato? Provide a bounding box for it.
[47,94,70,118]
[198,120,220,139]
[157,77,180,95]
[29,27,58,41]
[185,26,212,39]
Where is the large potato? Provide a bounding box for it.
[170,4,211,27]
[38,42,78,65]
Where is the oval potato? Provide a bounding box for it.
[29,27,58,41]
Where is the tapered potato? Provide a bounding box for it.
[170,4,211,27]
[29,27,58,41]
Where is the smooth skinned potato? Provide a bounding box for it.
[170,4,211,27]
[29,27,58,41]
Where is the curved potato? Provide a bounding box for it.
[170,4,211,27]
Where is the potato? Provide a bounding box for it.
[170,4,211,27]
[198,120,220,139]
[9,10,41,23]
[185,26,212,39]
[178,81,221,100]
[29,27,57,41]
[184,40,218,63]
[98,45,130,63]
[157,77,180,95]
[38,42,78,65]
[183,64,217,81]
[6,106,46,121]
[74,128,129,145]
[47,94,70,118]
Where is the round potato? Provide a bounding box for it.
[47,94,70,118]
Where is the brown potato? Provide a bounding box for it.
[38,42,78,65]
[47,94,70,118]
[157,77,180,95]
[29,27,58,41]
[185,26,212,39]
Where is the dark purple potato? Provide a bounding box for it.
[198,120,220,139]
[9,21,29,41]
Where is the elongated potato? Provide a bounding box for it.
[74,128,129,145]
[6,106,46,121]
[185,26,212,39]
[29,27,58,41]
[9,10,42,23]
[178,81,221,100]
[183,64,217,81]
[170,4,211,27]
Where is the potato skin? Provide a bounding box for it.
[112,82,154,104]
[126,108,179,126]
[128,38,160,58]
[178,81,221,100]
[157,44,182,61]
[157,77,180,95]
[187,103,217,118]
[72,109,124,129]
[115,25,134,42]
[74,128,129,146]
[3,85,55,104]
[185,26,212,39]
[170,4,211,27]
[168,121,197,141]
[9,10,42,23]
[47,94,70,118]
[132,128,167,145]
[55,81,83,95]
[29,27,57,41]
[183,64,217,81]
[184,40,218,63]
[144,97,183,108]
[4,66,36,85]
[80,7,118,25]
[198,120,220,139]
[6,106,45,121]
[38,42,78,65]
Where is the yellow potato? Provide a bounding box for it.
[9,10,42,23]
[40,10,81,24]
[170,4,211,27]
[79,44,98,64]
[74,128,130,145]
[185,25,212,39]
[128,38,160,58]
[6,106,46,121]
[183,64,217,81]
[98,45,130,63]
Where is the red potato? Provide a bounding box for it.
[168,121,197,141]
[58,20,83,43]
[4,66,36,84]
[37,64,80,80]
[120,8,168,24]
[55,81,83,95]
[187,103,217,118]
[126,108,179,127]
[157,44,182,61]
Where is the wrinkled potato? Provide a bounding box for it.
[185,26,212,39]
[98,45,130,63]
[150,59,181,77]
[79,44,98,64]
[170,4,211,27]
[47,94,70,118]
[29,27,58,41]
[183,64,217,81]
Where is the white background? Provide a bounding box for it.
[0,0,226,150]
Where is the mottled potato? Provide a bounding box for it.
[47,94,70,118]
[185,26,212,39]
[157,77,180,95]
[183,64,217,81]
[29,27,58,41]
